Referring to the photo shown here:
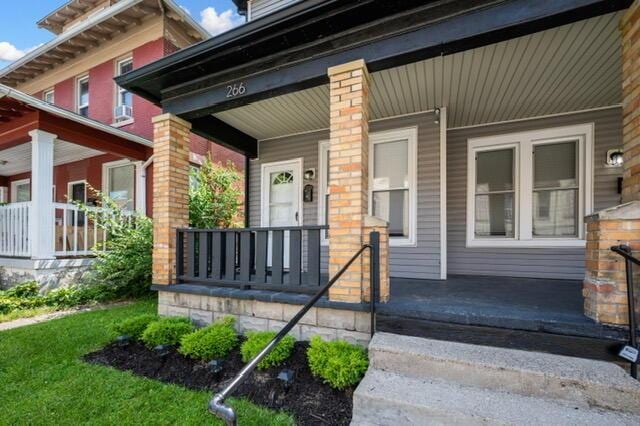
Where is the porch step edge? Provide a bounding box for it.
[351,369,640,426]
[369,332,640,415]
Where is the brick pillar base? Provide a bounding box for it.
[583,201,640,325]
[152,113,191,285]
[327,59,371,303]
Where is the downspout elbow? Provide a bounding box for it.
[209,394,236,426]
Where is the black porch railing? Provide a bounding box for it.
[176,225,329,293]
[611,245,639,380]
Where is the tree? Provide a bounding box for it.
[189,156,243,228]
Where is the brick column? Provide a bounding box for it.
[152,114,191,285]
[622,2,640,202]
[583,202,640,325]
[327,59,370,303]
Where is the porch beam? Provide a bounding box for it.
[189,115,257,158]
[160,0,630,120]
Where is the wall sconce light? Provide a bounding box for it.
[606,149,624,167]
[304,168,316,181]
[434,108,441,124]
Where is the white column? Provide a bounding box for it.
[135,160,146,214]
[29,129,56,260]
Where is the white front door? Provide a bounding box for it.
[261,159,302,267]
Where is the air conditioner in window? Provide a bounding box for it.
[114,105,133,121]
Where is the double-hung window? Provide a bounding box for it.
[77,75,89,117]
[318,127,417,246]
[467,124,593,248]
[115,57,133,121]
[103,160,135,211]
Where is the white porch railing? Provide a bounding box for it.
[53,202,107,257]
[0,202,31,257]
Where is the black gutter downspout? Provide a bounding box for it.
[244,156,250,227]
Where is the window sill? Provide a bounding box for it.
[466,238,586,249]
[111,118,134,128]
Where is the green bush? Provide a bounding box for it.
[80,191,152,298]
[0,281,44,314]
[113,314,158,339]
[179,316,238,360]
[189,156,243,228]
[307,336,368,390]
[3,281,39,298]
[240,331,295,369]
[141,316,194,347]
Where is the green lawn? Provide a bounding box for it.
[0,299,294,426]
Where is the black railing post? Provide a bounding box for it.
[370,231,380,338]
[176,229,184,283]
[611,245,639,380]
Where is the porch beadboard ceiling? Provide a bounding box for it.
[214,12,621,140]
[0,141,103,176]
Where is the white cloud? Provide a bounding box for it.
[0,42,26,62]
[199,7,243,36]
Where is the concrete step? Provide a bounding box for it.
[352,369,640,426]
[369,332,640,415]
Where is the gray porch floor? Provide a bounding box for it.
[378,275,626,340]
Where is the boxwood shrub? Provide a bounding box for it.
[240,331,295,369]
[179,316,238,360]
[307,336,368,390]
[113,314,158,339]
[141,316,194,347]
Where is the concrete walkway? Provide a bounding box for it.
[0,301,130,331]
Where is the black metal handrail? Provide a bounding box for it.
[209,232,380,425]
[611,245,639,379]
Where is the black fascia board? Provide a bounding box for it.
[190,115,257,158]
[158,0,630,120]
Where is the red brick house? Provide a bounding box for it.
[0,0,243,288]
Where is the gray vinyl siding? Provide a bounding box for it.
[249,0,300,20]
[248,112,442,280]
[446,107,623,280]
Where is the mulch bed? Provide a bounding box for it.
[83,341,353,425]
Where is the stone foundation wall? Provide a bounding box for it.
[0,258,94,291]
[158,290,371,346]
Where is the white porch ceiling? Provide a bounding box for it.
[215,11,622,140]
[0,141,103,176]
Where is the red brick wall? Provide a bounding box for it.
[88,60,114,125]
[54,77,75,111]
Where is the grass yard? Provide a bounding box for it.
[0,299,294,426]
[0,305,57,323]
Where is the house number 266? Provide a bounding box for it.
[226,82,246,98]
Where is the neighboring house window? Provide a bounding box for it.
[43,89,54,104]
[318,140,330,243]
[67,180,87,225]
[115,57,133,122]
[103,160,135,211]
[318,128,418,246]
[466,124,593,248]
[77,76,89,117]
[11,179,30,203]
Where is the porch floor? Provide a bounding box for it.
[378,275,627,341]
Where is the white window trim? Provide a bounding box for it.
[318,140,330,245]
[43,88,54,104]
[76,74,89,115]
[369,127,418,247]
[260,158,304,227]
[114,56,133,110]
[66,180,87,203]
[10,178,31,203]
[466,123,594,248]
[102,159,136,210]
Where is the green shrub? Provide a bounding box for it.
[189,156,243,228]
[80,191,152,298]
[179,316,238,360]
[240,331,295,369]
[3,281,39,298]
[307,336,368,390]
[114,314,158,339]
[141,316,194,347]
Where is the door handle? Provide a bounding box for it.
[295,211,299,223]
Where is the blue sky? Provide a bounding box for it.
[0,0,242,69]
